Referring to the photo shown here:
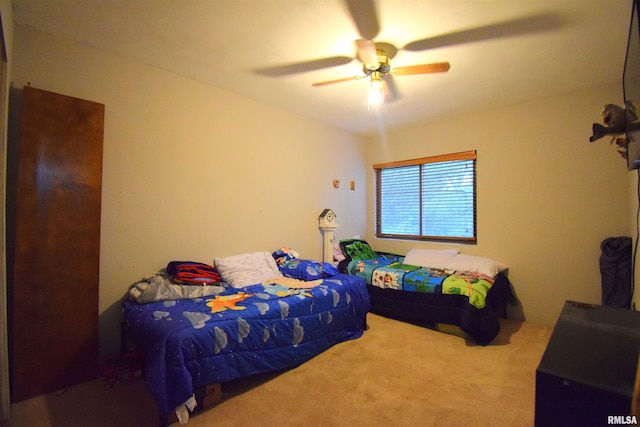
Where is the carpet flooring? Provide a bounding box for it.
[2,313,552,427]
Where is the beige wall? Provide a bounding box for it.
[364,83,633,327]
[10,25,368,358]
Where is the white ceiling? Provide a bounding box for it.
[11,0,634,136]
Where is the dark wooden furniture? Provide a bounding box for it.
[535,301,640,426]
[9,86,104,402]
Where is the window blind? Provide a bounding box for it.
[375,150,476,242]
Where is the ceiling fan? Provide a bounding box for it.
[310,38,450,104]
[255,1,562,104]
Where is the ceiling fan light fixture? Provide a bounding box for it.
[368,73,384,109]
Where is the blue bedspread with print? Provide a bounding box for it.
[122,273,369,417]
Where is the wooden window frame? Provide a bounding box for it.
[374,150,477,243]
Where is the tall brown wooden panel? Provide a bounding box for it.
[9,86,104,402]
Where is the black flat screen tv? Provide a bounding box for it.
[624,0,640,170]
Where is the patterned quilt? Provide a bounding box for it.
[346,255,495,309]
[122,273,369,418]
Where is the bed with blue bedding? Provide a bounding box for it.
[337,240,512,345]
[122,252,369,423]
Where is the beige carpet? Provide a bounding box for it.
[3,313,552,427]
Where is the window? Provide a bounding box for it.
[374,150,476,243]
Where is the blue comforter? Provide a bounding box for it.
[122,273,369,417]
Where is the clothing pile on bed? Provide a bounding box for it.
[127,248,341,304]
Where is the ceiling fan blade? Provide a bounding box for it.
[356,39,379,70]
[403,12,565,52]
[255,56,354,77]
[312,75,365,87]
[382,74,400,103]
[345,0,379,40]
[393,62,451,76]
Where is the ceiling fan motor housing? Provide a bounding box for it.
[363,49,391,75]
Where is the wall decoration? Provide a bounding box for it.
[589,102,640,159]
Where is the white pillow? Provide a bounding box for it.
[333,242,346,262]
[403,248,460,268]
[447,254,508,277]
[214,251,283,288]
